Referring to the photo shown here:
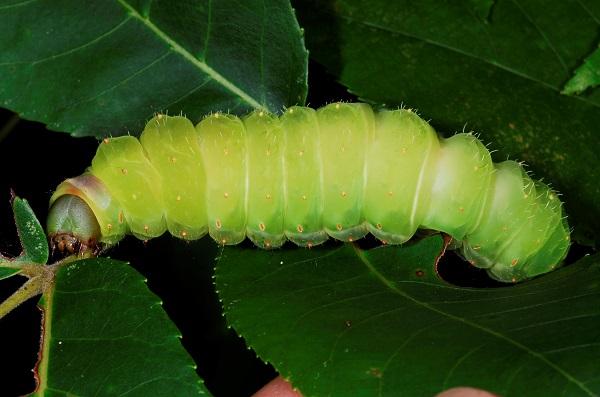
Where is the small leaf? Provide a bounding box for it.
[562,46,600,95]
[217,237,600,397]
[34,258,209,396]
[0,266,20,280]
[12,197,48,264]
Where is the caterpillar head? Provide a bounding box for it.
[47,194,102,256]
[47,172,126,257]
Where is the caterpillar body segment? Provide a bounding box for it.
[47,103,570,282]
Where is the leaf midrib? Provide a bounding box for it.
[116,0,266,111]
[353,246,596,396]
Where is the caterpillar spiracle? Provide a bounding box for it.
[46,103,570,283]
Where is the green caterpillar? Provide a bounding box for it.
[47,102,570,283]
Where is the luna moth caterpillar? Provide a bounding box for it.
[46,102,570,283]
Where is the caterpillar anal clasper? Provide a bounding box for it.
[47,103,570,282]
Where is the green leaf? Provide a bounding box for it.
[216,237,600,397]
[34,258,209,396]
[295,0,600,245]
[0,0,308,138]
[12,197,48,264]
[562,46,600,95]
[0,266,20,280]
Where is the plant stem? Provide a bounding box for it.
[0,255,89,321]
[0,275,44,320]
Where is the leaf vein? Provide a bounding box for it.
[0,0,39,11]
[354,246,596,396]
[338,13,600,109]
[116,0,265,110]
[61,51,172,112]
[575,0,600,24]
[0,18,131,66]
[510,0,569,74]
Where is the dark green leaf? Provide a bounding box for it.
[217,237,600,397]
[12,197,48,264]
[295,0,600,245]
[0,0,308,138]
[34,258,209,396]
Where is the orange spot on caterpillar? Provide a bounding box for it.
[121,168,128,175]
[336,224,343,231]
[259,223,266,231]
[376,223,382,229]
[511,259,519,267]
[181,230,188,237]
[215,219,222,229]
[341,191,347,197]
[297,224,304,233]
[107,223,113,230]
[118,211,124,224]
[103,138,110,144]
[415,269,425,277]
[459,207,465,213]
[223,192,229,199]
